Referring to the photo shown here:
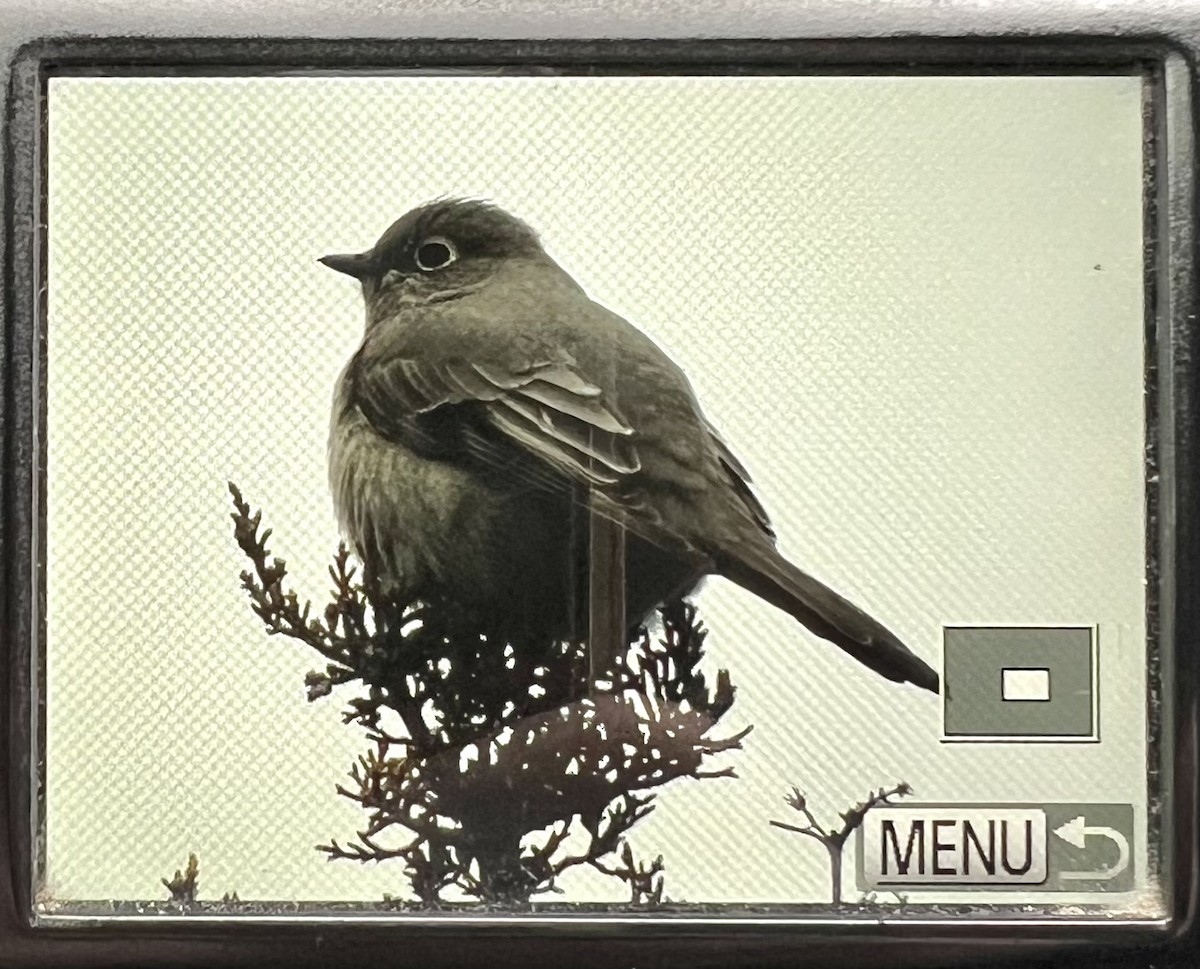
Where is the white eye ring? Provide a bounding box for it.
[414,236,458,272]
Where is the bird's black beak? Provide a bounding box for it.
[319,251,378,280]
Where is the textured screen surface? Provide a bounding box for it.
[43,74,1150,912]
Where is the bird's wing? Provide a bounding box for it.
[704,420,775,541]
[353,353,642,487]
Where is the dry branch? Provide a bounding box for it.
[230,483,747,905]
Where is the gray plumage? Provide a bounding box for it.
[323,198,938,693]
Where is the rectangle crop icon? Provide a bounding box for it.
[942,626,1099,742]
[1001,668,1052,702]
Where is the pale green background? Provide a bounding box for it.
[44,74,1152,910]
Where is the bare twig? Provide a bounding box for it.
[161,853,199,905]
[770,782,914,905]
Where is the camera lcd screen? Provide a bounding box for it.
[36,70,1158,920]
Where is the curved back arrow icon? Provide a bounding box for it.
[1052,815,1130,881]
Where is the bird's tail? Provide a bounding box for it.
[718,549,939,693]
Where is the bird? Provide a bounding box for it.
[321,198,938,693]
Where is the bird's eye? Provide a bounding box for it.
[414,236,457,272]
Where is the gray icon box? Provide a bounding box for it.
[942,626,1097,741]
[1044,802,1134,892]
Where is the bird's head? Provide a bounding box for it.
[319,198,546,313]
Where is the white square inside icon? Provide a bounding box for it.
[1002,667,1051,702]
